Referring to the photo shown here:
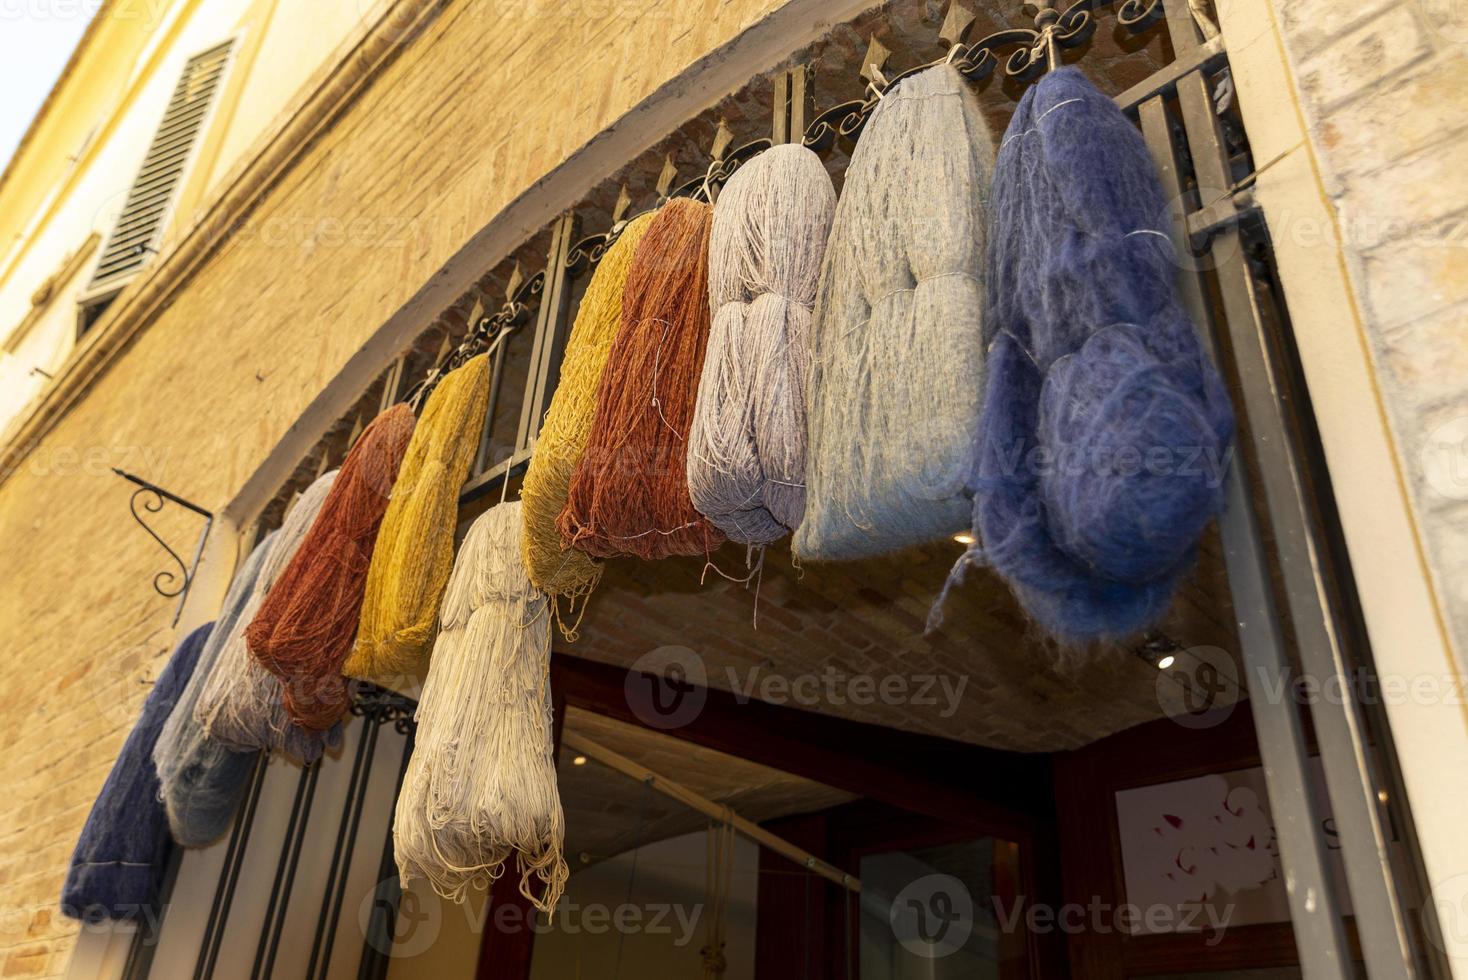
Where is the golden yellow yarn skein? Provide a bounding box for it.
[518,210,657,633]
[345,353,490,680]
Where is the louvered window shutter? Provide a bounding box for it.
[87,40,233,292]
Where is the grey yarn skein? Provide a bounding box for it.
[153,530,274,846]
[687,143,836,544]
[793,64,995,560]
[193,472,342,763]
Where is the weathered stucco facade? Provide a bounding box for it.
[1,0,1466,975]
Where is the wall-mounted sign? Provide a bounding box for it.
[1113,760,1375,934]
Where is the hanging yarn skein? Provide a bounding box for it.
[193,472,344,762]
[794,64,995,561]
[246,404,416,729]
[345,353,490,680]
[154,533,273,846]
[63,622,212,921]
[687,144,836,544]
[521,210,658,614]
[934,68,1234,643]
[394,501,567,912]
[559,197,725,560]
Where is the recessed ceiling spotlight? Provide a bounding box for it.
[953,532,975,545]
[572,755,587,766]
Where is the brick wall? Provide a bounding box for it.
[0,1,810,973]
[3,0,1464,974]
[1269,0,1468,660]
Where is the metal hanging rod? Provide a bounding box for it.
[112,467,214,626]
[562,730,861,893]
[561,119,773,279]
[560,0,1182,286]
[804,0,1169,153]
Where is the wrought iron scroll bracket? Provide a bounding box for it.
[401,267,546,410]
[112,467,214,626]
[801,0,1166,154]
[668,137,774,204]
[350,682,419,735]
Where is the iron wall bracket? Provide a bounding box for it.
[112,467,213,626]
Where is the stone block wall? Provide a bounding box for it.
[1271,0,1468,660]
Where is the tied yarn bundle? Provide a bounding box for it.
[193,472,343,761]
[794,64,995,561]
[687,144,836,544]
[63,622,212,921]
[155,534,273,845]
[520,210,658,612]
[346,354,490,679]
[246,404,416,728]
[394,501,567,911]
[938,68,1234,643]
[559,198,725,560]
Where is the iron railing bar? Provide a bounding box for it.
[472,326,514,476]
[308,718,383,980]
[120,844,178,980]
[251,762,322,980]
[1137,98,1208,329]
[1114,32,1225,112]
[772,69,791,144]
[1161,0,1202,51]
[1137,85,1355,980]
[458,448,533,505]
[195,752,267,980]
[509,243,556,456]
[519,213,578,457]
[516,214,572,451]
[357,728,416,980]
[377,356,407,414]
[1175,66,1416,978]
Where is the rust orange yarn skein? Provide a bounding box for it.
[558,198,724,560]
[245,404,416,729]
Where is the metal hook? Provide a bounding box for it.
[1023,0,1064,72]
[859,36,892,100]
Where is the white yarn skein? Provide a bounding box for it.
[394,500,567,912]
[688,143,836,544]
[192,471,341,762]
[794,64,995,560]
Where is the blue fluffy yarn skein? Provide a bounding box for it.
[62,622,213,922]
[939,67,1234,644]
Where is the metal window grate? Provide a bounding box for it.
[87,40,233,292]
